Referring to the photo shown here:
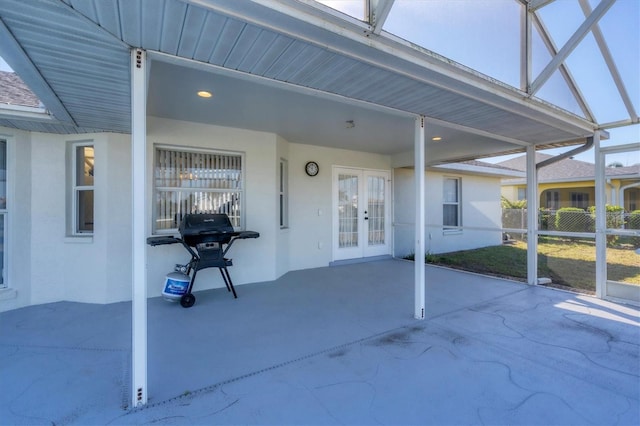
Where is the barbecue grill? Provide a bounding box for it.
[147,213,259,308]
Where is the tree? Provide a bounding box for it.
[607,161,624,168]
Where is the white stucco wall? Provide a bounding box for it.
[393,168,503,258]
[2,118,397,310]
[0,128,32,311]
[0,127,134,312]
[7,115,520,311]
[275,135,290,279]
[145,117,279,296]
[287,143,391,271]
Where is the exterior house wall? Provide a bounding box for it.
[145,117,279,297]
[0,127,133,312]
[29,132,132,305]
[393,168,503,258]
[287,143,392,271]
[1,119,504,311]
[0,128,31,311]
[275,135,290,279]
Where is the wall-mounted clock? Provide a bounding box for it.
[305,161,319,177]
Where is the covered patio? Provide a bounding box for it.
[1,260,638,425]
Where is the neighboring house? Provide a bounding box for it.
[499,153,640,211]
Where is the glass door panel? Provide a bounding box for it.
[338,173,359,249]
[367,175,385,246]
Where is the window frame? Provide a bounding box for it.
[0,139,7,288]
[71,141,95,236]
[152,145,246,234]
[279,158,289,229]
[546,190,560,210]
[443,176,462,233]
[570,192,589,209]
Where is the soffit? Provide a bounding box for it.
[0,0,597,160]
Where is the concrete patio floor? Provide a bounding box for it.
[1,259,638,425]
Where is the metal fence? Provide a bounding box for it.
[502,208,640,233]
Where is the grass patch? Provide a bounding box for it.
[411,238,639,293]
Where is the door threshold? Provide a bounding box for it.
[329,255,392,267]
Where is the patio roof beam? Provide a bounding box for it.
[578,0,638,122]
[594,132,606,299]
[414,115,426,320]
[531,12,595,121]
[131,48,148,407]
[366,0,395,35]
[598,118,640,129]
[520,3,532,93]
[530,0,615,96]
[527,0,556,11]
[525,145,538,286]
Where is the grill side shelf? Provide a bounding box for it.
[147,236,181,246]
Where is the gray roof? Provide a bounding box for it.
[0,71,40,107]
[498,153,640,182]
[430,159,524,178]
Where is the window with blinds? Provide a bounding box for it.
[154,146,244,233]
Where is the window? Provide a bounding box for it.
[154,146,243,233]
[279,158,288,228]
[570,192,589,209]
[443,177,461,230]
[72,143,94,234]
[0,139,6,287]
[517,187,526,201]
[545,190,560,210]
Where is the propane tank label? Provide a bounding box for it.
[164,278,188,295]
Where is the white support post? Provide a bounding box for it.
[414,116,425,320]
[526,145,538,285]
[594,132,606,298]
[520,2,532,93]
[131,48,148,407]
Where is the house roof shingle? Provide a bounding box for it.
[497,153,639,182]
[0,70,41,108]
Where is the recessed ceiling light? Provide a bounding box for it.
[197,91,212,98]
[432,136,442,141]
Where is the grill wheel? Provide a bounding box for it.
[180,293,196,308]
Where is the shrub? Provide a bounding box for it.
[539,208,554,231]
[587,204,625,229]
[555,207,593,232]
[628,210,640,229]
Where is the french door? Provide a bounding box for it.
[333,167,391,261]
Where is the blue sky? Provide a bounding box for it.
[0,56,10,72]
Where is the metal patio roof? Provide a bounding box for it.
[0,0,604,163]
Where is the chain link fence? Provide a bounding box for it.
[502,208,640,233]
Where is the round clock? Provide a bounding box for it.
[305,161,319,177]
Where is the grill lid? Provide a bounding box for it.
[179,214,236,245]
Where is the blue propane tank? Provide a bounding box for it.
[162,272,190,302]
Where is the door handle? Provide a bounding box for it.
[364,210,368,220]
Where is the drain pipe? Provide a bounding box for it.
[536,135,594,170]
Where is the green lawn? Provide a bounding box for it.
[413,238,639,293]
